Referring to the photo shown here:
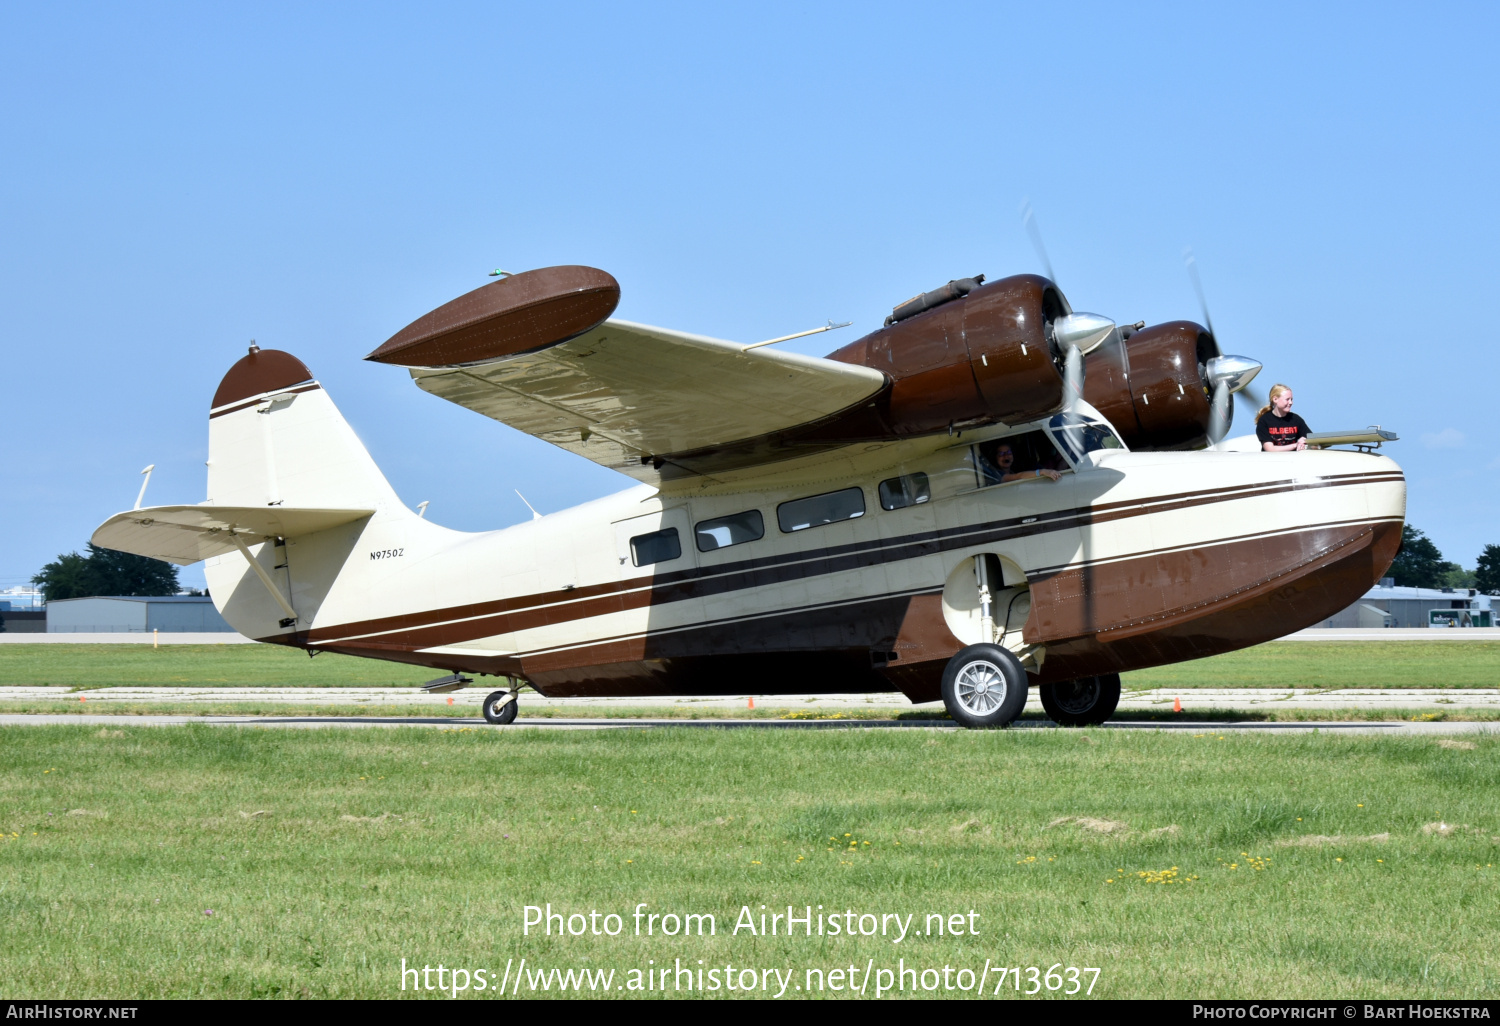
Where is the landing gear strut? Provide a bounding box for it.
[483,688,519,725]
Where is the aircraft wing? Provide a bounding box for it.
[92,505,374,565]
[409,319,888,482]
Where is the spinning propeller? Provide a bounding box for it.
[1185,250,1264,445]
[1022,201,1116,412]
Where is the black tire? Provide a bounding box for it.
[1039,673,1121,726]
[940,644,1030,729]
[482,690,518,725]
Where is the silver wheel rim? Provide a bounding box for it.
[491,697,509,719]
[1052,677,1100,715]
[955,659,1010,716]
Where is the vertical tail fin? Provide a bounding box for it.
[207,347,400,512]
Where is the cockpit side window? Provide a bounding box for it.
[973,431,1066,487]
[1045,411,1125,464]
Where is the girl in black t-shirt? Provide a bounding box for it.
[1255,383,1311,451]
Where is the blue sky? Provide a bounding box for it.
[3,2,1496,593]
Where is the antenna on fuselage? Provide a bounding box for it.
[134,465,155,511]
[514,490,542,521]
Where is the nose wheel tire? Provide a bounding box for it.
[483,690,519,725]
[1039,673,1121,726]
[940,644,1030,729]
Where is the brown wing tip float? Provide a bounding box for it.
[366,265,620,368]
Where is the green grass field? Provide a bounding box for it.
[3,724,1498,999]
[1,640,1498,690]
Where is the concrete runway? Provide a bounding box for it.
[2,713,1497,735]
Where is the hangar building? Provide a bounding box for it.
[45,595,234,633]
[1316,580,1496,629]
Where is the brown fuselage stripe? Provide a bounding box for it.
[369,516,1392,664]
[209,382,322,419]
[288,470,1404,652]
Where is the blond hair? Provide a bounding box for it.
[1257,383,1291,423]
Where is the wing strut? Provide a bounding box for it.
[229,532,298,626]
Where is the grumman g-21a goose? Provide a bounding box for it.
[94,266,1404,727]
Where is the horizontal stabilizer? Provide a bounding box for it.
[91,505,375,566]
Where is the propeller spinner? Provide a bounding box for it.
[1205,353,1263,445]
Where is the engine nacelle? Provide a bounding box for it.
[1084,320,1216,450]
[827,273,1069,433]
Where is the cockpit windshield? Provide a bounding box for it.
[1045,409,1126,464]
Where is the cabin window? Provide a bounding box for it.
[878,472,931,511]
[973,430,1067,487]
[695,509,765,552]
[777,487,865,533]
[630,527,682,567]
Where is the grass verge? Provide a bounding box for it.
[1,641,1498,690]
[1,702,1499,722]
[2,724,1498,998]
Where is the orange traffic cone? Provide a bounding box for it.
[447,696,454,706]
[1173,696,1182,713]
[748,696,755,710]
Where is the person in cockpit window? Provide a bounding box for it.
[1255,384,1310,452]
[981,440,1063,484]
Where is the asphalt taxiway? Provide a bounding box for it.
[1,713,1496,735]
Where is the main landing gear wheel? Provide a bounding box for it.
[482,690,519,725]
[1039,673,1121,727]
[940,644,1029,729]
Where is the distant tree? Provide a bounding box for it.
[31,551,93,602]
[1388,525,1448,589]
[82,544,178,596]
[1440,563,1477,590]
[31,545,178,601]
[1477,544,1500,595]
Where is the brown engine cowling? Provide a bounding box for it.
[1083,320,1218,450]
[826,273,1070,433]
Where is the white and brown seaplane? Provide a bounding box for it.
[93,266,1404,727]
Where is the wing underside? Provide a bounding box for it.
[410,319,887,482]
